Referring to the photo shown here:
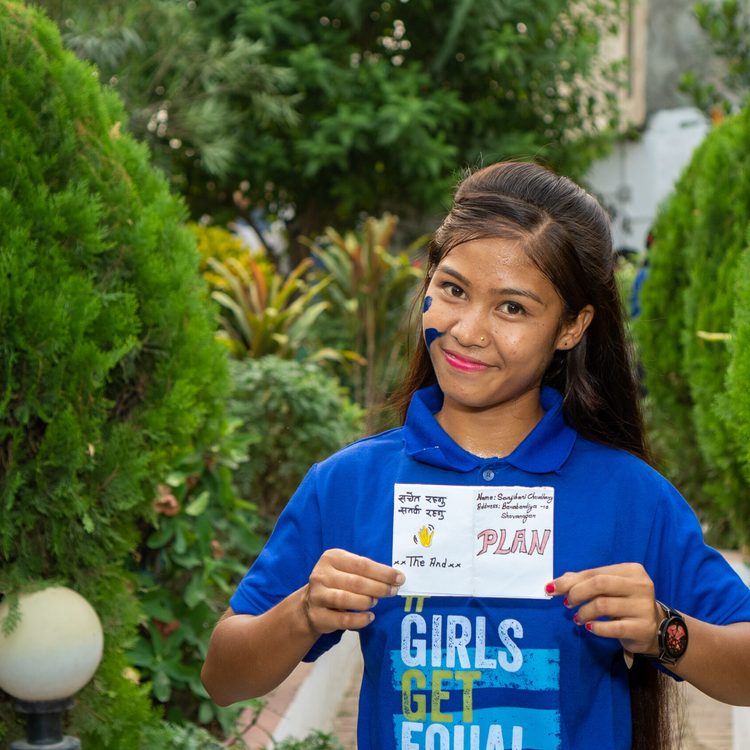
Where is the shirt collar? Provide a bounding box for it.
[403,384,577,474]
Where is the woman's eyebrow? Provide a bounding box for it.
[437,264,471,286]
[437,265,544,305]
[495,287,545,305]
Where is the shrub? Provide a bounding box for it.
[274,732,345,750]
[230,357,363,520]
[680,0,750,118]
[192,223,354,364]
[635,105,750,546]
[142,721,231,749]
[305,214,424,432]
[208,254,342,363]
[129,422,264,736]
[190,223,274,291]
[634,157,716,529]
[0,2,227,744]
[718,225,750,540]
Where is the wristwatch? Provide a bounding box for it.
[655,601,689,665]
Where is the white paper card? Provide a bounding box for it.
[392,484,554,599]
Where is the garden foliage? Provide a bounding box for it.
[0,2,230,744]
[34,0,298,209]
[191,223,273,290]
[195,213,425,430]
[274,732,345,750]
[39,0,626,238]
[306,214,424,432]
[130,427,264,736]
[209,255,334,362]
[230,357,363,520]
[680,0,750,116]
[635,104,750,546]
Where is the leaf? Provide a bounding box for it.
[248,255,269,310]
[198,700,214,724]
[308,347,366,365]
[147,523,175,549]
[211,290,254,347]
[165,470,188,487]
[127,638,155,668]
[142,597,174,623]
[184,574,206,609]
[173,524,187,554]
[152,670,172,703]
[184,490,210,516]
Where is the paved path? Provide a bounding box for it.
[330,655,361,748]
[679,681,734,750]
[331,663,736,749]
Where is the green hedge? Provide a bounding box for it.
[635,105,750,547]
[230,356,363,521]
[0,2,228,745]
[719,225,750,541]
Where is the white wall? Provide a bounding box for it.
[585,107,709,251]
[272,630,362,744]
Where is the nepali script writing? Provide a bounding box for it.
[392,484,554,598]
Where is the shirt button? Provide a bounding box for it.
[482,469,495,481]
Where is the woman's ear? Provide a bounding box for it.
[556,305,594,351]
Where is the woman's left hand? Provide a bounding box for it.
[548,563,663,656]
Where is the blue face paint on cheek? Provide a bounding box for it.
[423,295,444,347]
[424,328,445,348]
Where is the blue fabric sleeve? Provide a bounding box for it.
[229,465,344,661]
[646,481,750,625]
[641,480,750,681]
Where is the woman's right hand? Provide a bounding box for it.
[302,548,405,634]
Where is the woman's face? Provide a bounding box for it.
[422,237,592,416]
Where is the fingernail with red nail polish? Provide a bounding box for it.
[585,623,593,631]
[545,583,555,594]
[563,597,570,607]
[573,614,580,624]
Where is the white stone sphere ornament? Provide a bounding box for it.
[0,586,104,749]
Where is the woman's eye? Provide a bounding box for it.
[441,282,464,297]
[500,301,525,315]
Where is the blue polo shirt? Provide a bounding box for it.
[230,385,750,750]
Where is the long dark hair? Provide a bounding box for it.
[392,161,677,749]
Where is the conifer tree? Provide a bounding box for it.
[635,105,750,547]
[0,2,228,744]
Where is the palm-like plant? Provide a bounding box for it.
[307,214,425,432]
[208,254,348,364]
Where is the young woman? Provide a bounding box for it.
[201,162,750,750]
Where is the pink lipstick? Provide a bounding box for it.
[443,349,489,372]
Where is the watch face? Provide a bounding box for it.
[665,617,688,658]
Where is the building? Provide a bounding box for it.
[586,0,717,251]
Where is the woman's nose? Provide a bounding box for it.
[450,310,490,347]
